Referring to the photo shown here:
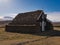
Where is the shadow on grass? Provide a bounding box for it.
[33,30,60,36]
[6,29,60,37]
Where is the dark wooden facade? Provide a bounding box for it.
[5,10,53,33]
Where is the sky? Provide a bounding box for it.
[0,0,60,22]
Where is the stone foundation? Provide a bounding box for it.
[5,25,41,33]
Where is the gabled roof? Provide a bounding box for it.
[11,10,44,25]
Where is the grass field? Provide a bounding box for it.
[0,27,60,45]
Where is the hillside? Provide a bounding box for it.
[0,20,12,27]
[52,22,60,26]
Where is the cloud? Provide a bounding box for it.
[46,12,60,22]
[0,16,3,19]
[5,13,17,18]
[0,0,12,8]
[0,13,17,20]
[0,0,11,3]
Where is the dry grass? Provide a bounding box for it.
[0,28,46,45]
[0,27,60,45]
[0,28,44,40]
[54,27,60,30]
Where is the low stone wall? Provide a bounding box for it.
[5,25,41,33]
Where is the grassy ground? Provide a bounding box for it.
[0,28,46,45]
[0,27,60,45]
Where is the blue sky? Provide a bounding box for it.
[0,0,60,22]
